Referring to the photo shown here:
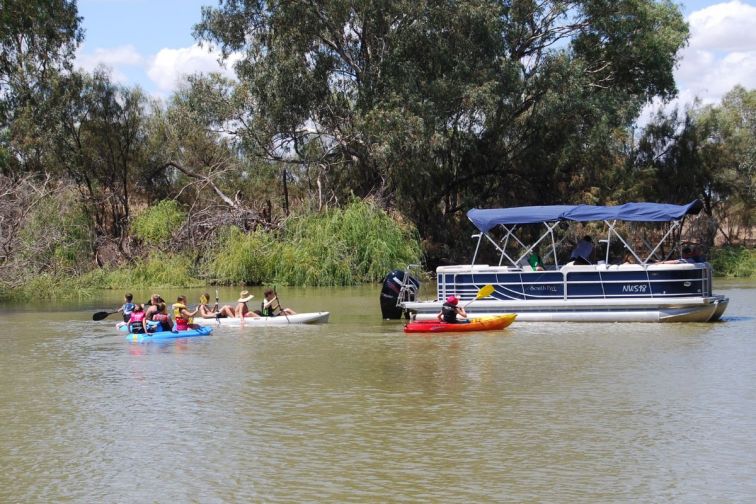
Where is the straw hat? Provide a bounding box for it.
[238,290,254,303]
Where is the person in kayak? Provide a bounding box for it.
[235,291,260,318]
[127,304,147,333]
[116,293,135,323]
[173,295,200,330]
[144,293,164,323]
[146,302,173,332]
[198,293,235,319]
[436,295,468,323]
[261,289,297,317]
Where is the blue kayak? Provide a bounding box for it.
[120,325,213,342]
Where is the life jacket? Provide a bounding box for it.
[173,303,192,330]
[261,300,278,317]
[441,302,459,323]
[128,311,146,333]
[123,302,135,315]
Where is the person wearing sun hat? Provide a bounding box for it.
[436,294,468,323]
[235,290,260,318]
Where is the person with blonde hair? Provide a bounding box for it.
[173,295,200,330]
[198,292,235,319]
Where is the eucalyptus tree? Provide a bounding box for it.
[633,86,755,245]
[50,69,150,255]
[195,0,688,260]
[0,0,82,175]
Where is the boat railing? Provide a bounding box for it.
[437,262,713,302]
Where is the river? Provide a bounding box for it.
[1,280,754,502]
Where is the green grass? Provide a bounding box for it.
[708,246,756,277]
[1,199,423,300]
[206,199,423,286]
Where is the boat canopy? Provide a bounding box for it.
[467,200,703,233]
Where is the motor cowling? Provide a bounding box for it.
[380,269,420,319]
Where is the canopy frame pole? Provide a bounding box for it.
[604,220,644,265]
[483,228,519,267]
[470,233,483,266]
[512,221,561,267]
[549,222,560,267]
[643,220,681,264]
[493,226,519,267]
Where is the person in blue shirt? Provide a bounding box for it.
[116,293,135,323]
[570,235,594,265]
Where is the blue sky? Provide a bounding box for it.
[76,0,756,111]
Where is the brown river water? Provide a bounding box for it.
[1,281,754,503]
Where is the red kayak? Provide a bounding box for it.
[404,314,516,333]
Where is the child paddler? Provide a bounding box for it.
[173,295,200,331]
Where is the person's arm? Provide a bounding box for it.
[234,303,243,318]
[457,306,468,319]
[263,297,277,309]
[437,311,443,321]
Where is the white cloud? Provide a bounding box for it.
[146,44,239,95]
[639,1,756,125]
[677,1,756,102]
[75,44,144,83]
[687,0,756,52]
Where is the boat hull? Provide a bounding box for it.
[398,262,729,323]
[194,312,330,326]
[123,326,213,342]
[404,314,516,333]
[406,295,729,323]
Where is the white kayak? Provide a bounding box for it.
[194,312,330,326]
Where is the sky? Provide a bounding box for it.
[75,0,756,117]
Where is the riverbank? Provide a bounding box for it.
[0,200,422,302]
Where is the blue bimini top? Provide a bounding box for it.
[467,200,703,233]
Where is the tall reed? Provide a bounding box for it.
[206,199,422,285]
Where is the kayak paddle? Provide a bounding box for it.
[464,284,494,308]
[92,311,118,321]
[273,286,291,324]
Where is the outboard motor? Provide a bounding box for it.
[380,269,420,319]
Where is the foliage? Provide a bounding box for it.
[632,86,755,246]
[15,187,93,277]
[79,253,204,290]
[206,199,422,285]
[708,247,756,278]
[0,0,82,135]
[130,199,186,246]
[195,0,689,263]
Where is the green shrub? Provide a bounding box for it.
[205,199,422,285]
[18,192,93,276]
[709,246,756,277]
[80,253,204,289]
[130,199,186,245]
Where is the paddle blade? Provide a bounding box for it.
[92,311,113,321]
[475,284,495,300]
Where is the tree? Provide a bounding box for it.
[195,0,688,263]
[0,0,82,175]
[50,69,149,258]
[632,86,755,246]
